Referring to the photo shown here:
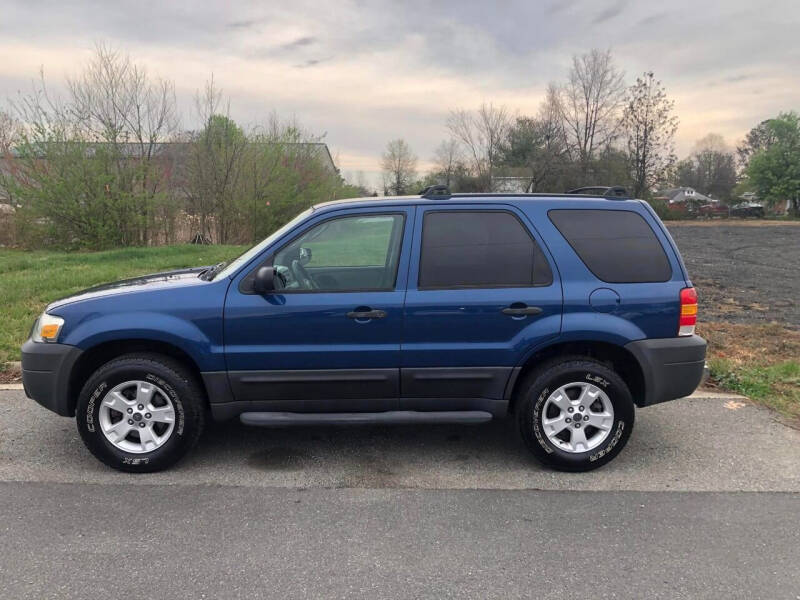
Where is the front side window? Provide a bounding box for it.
[418,210,553,289]
[270,213,405,292]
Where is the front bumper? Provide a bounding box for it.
[625,335,707,407]
[21,339,83,417]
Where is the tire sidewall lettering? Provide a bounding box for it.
[532,386,554,454]
[589,421,625,462]
[585,372,610,388]
[85,382,107,433]
[144,373,185,437]
[87,371,186,454]
[535,369,625,460]
[76,356,203,473]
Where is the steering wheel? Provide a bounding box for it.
[290,259,318,290]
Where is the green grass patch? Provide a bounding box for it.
[0,245,246,365]
[709,357,800,424]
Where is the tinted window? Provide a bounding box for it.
[548,209,672,283]
[419,211,552,289]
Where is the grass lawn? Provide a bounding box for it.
[0,245,246,366]
[699,322,800,427]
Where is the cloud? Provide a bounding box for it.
[593,0,628,24]
[279,36,317,51]
[725,73,752,83]
[0,0,798,174]
[545,0,579,16]
[227,19,262,30]
[295,57,332,68]
[637,12,669,27]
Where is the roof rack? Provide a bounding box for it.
[419,185,451,198]
[415,186,633,201]
[565,185,630,199]
[435,192,630,199]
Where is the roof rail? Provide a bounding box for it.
[565,185,630,199]
[419,185,451,199]
[439,192,630,199]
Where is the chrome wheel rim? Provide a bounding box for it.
[541,382,614,453]
[98,380,176,454]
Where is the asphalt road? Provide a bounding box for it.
[2,389,799,599]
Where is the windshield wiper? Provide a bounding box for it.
[200,261,227,281]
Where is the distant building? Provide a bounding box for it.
[654,187,715,205]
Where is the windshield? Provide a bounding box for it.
[213,208,314,280]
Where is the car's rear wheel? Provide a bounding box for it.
[517,358,634,471]
[76,353,205,472]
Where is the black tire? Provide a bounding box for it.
[76,353,205,473]
[517,358,634,472]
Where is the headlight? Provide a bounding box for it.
[31,313,65,343]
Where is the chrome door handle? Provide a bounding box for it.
[501,306,543,316]
[346,309,387,319]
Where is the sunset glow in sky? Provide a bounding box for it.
[1,0,798,186]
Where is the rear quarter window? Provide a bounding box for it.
[548,209,672,283]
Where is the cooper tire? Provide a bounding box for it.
[517,358,634,472]
[76,353,205,473]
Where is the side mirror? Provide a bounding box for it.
[253,266,275,294]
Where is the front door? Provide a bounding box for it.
[224,206,414,411]
[401,205,562,408]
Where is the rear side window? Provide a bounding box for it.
[548,209,671,283]
[419,211,552,289]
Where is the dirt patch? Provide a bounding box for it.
[698,322,800,426]
[698,322,800,364]
[667,224,800,327]
[0,362,21,384]
[667,219,800,227]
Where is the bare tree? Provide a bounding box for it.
[4,46,180,246]
[676,134,737,200]
[737,120,778,171]
[431,138,462,188]
[64,44,180,243]
[447,103,510,190]
[68,44,178,156]
[184,77,249,242]
[0,110,21,154]
[621,72,678,198]
[506,84,569,192]
[381,138,417,195]
[692,133,730,155]
[559,49,625,172]
[0,110,21,207]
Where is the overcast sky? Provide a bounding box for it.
[1,0,799,187]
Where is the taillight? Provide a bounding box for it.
[679,287,698,336]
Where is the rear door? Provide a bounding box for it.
[400,204,562,408]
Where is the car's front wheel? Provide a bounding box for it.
[517,358,634,471]
[76,353,205,472]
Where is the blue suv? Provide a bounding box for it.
[21,190,707,472]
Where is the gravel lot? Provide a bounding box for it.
[667,222,800,327]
